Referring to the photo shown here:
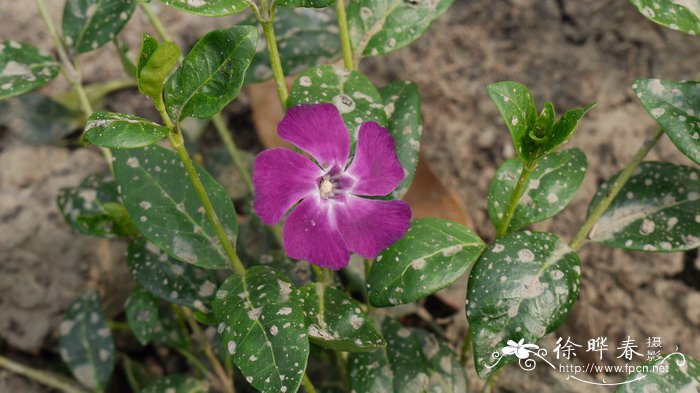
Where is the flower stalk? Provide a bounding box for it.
[569,127,664,251]
[212,113,253,195]
[261,16,289,109]
[496,159,538,237]
[336,0,354,70]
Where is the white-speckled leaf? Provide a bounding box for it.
[347,0,454,57]
[348,317,466,393]
[0,41,60,99]
[140,375,209,393]
[58,293,115,391]
[113,145,238,269]
[588,162,700,252]
[467,231,581,379]
[156,0,247,16]
[127,238,217,308]
[487,81,538,161]
[288,65,388,142]
[126,287,159,345]
[212,266,308,393]
[57,173,136,238]
[245,8,340,84]
[616,353,700,392]
[631,0,700,35]
[634,79,700,164]
[299,283,384,352]
[84,112,170,149]
[62,0,137,53]
[368,218,485,307]
[488,148,587,232]
[165,26,257,122]
[379,81,422,198]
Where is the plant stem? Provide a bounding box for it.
[155,101,246,275]
[260,17,289,109]
[301,373,319,393]
[212,113,253,194]
[0,355,89,393]
[139,1,172,42]
[169,131,246,275]
[336,0,354,70]
[175,347,215,379]
[35,0,113,166]
[569,127,664,251]
[182,307,235,393]
[496,159,537,237]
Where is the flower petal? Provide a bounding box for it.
[345,121,405,196]
[283,196,350,269]
[278,104,350,168]
[335,195,411,258]
[253,148,322,225]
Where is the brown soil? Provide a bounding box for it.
[0,0,698,392]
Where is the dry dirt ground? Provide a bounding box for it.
[0,0,699,392]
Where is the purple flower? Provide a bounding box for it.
[253,104,412,270]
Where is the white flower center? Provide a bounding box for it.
[319,176,334,198]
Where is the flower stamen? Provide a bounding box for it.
[319,176,334,198]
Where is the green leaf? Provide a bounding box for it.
[299,283,384,352]
[57,173,136,238]
[368,218,485,307]
[84,112,170,149]
[348,317,467,393]
[113,145,238,269]
[114,38,137,78]
[140,375,209,393]
[245,8,341,84]
[467,231,581,378]
[588,162,700,252]
[0,40,60,99]
[165,26,258,122]
[0,93,81,144]
[379,80,422,198]
[276,0,336,8]
[127,238,218,308]
[288,65,388,142]
[156,0,247,16]
[488,148,588,232]
[137,35,181,103]
[347,0,454,57]
[542,102,596,154]
[126,287,159,345]
[62,0,137,53]
[487,81,538,161]
[212,266,309,393]
[487,81,595,161]
[59,292,115,391]
[630,0,700,35]
[616,353,700,392]
[153,312,189,350]
[634,79,700,164]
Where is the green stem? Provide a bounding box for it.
[459,326,472,367]
[139,1,172,42]
[0,355,89,393]
[155,101,246,275]
[336,0,354,70]
[169,131,246,275]
[260,17,289,110]
[212,113,253,194]
[496,159,537,237]
[35,0,113,167]
[175,347,215,379]
[301,373,319,393]
[569,127,664,251]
